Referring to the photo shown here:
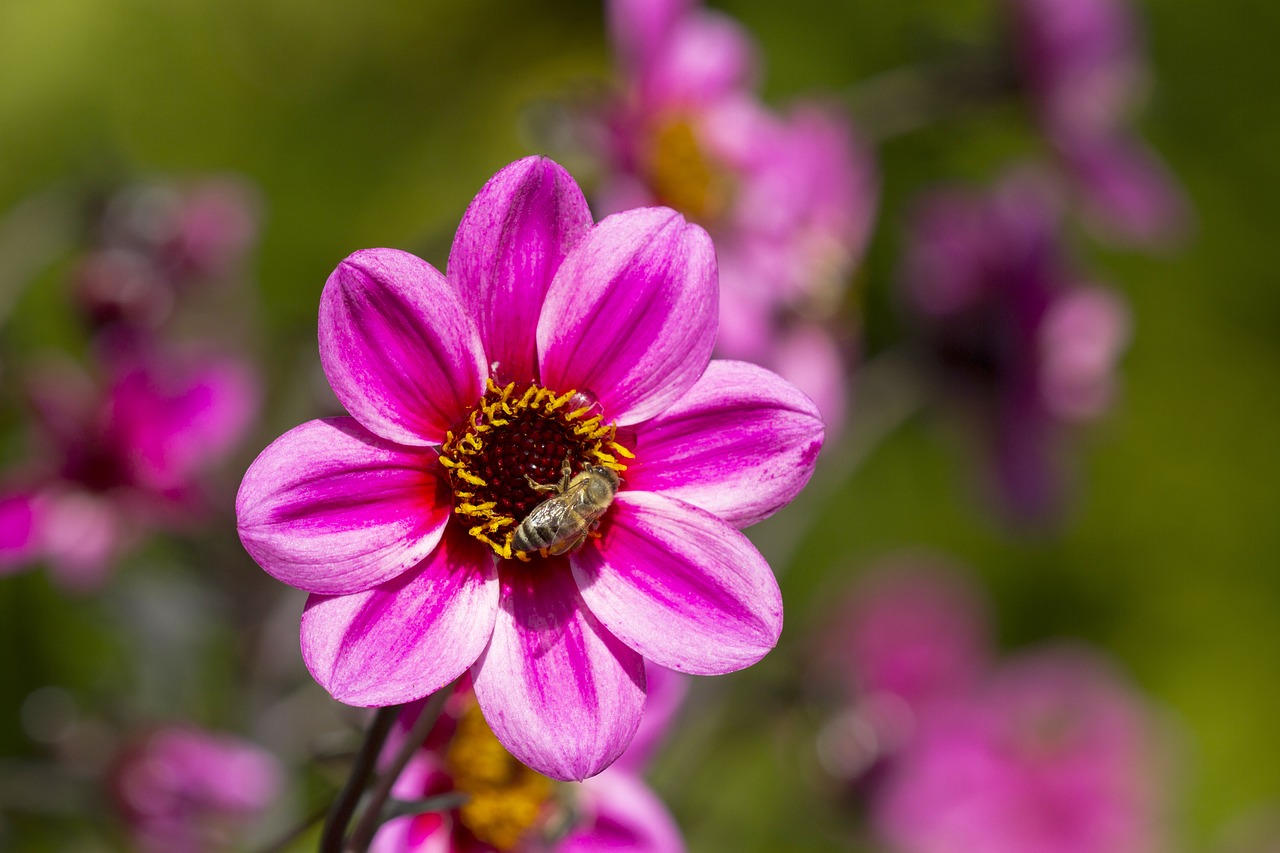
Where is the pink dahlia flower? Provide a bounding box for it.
[900,171,1130,521]
[236,157,822,781]
[109,725,281,853]
[75,178,261,330]
[372,663,686,852]
[2,345,258,589]
[1006,0,1189,245]
[815,557,990,782]
[873,647,1164,853]
[594,0,877,433]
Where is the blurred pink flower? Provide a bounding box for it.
[1007,0,1190,245]
[110,725,281,853]
[900,171,1130,521]
[3,345,258,589]
[75,178,261,330]
[594,0,877,432]
[816,557,990,781]
[372,664,685,853]
[874,647,1164,853]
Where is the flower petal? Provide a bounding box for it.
[572,490,782,675]
[237,418,450,595]
[448,157,592,384]
[626,360,824,528]
[606,0,690,83]
[644,8,757,110]
[471,560,645,781]
[560,769,686,853]
[320,248,486,446]
[539,208,717,426]
[1059,132,1191,247]
[301,526,498,706]
[0,490,37,574]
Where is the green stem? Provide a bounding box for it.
[318,705,399,853]
[344,683,456,852]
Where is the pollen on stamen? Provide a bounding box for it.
[439,378,631,560]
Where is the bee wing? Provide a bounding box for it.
[522,494,579,537]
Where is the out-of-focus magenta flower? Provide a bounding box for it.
[373,664,685,852]
[74,178,261,330]
[594,0,877,432]
[900,172,1131,521]
[237,157,822,781]
[0,490,38,574]
[3,345,259,589]
[874,647,1164,853]
[110,725,281,853]
[1007,0,1189,245]
[826,558,990,715]
[816,557,990,782]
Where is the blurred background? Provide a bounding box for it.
[1,0,1277,850]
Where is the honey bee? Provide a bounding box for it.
[511,457,620,557]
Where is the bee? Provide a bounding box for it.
[511,456,620,557]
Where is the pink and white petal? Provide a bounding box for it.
[560,769,685,853]
[301,526,498,707]
[625,360,824,528]
[572,491,782,675]
[613,661,688,774]
[448,157,593,383]
[237,418,450,595]
[320,248,486,446]
[471,560,646,782]
[539,208,717,426]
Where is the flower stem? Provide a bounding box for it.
[345,683,456,852]
[319,705,399,853]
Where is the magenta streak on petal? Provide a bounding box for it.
[626,359,824,528]
[471,559,645,782]
[538,207,717,427]
[301,525,498,707]
[320,248,486,446]
[573,491,782,676]
[448,157,592,384]
[237,418,450,596]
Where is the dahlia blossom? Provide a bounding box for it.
[372,664,686,852]
[109,725,281,853]
[815,557,990,782]
[873,647,1164,853]
[594,0,877,432]
[900,171,1130,521]
[1006,0,1189,245]
[236,157,822,780]
[0,345,258,589]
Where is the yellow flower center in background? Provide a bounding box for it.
[445,702,556,851]
[647,119,730,224]
[439,378,632,560]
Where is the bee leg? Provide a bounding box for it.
[525,473,561,494]
[524,454,576,494]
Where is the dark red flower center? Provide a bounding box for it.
[438,379,632,560]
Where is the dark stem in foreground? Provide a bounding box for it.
[345,683,456,852]
[319,705,399,853]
